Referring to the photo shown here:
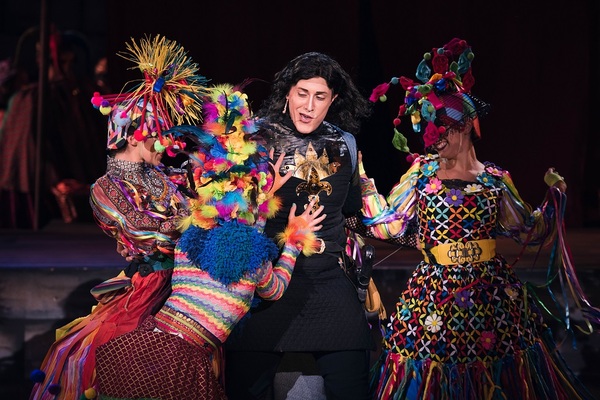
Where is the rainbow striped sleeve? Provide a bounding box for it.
[360,159,420,239]
[255,244,300,300]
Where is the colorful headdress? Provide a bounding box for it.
[177,84,279,230]
[91,35,208,154]
[168,84,282,284]
[370,38,490,155]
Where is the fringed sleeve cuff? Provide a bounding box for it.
[275,218,319,257]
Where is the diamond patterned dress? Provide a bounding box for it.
[361,154,592,400]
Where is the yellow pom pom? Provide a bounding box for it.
[100,105,112,115]
[84,387,97,399]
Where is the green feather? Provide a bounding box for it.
[392,128,410,153]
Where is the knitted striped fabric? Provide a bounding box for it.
[157,244,300,344]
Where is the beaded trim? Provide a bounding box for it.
[154,306,220,353]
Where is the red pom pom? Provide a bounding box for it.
[133,128,146,141]
[393,118,401,126]
[406,153,419,164]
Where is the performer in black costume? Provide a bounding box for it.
[225,52,374,400]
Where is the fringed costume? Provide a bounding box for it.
[363,38,598,400]
[30,35,206,399]
[30,158,189,400]
[362,156,596,399]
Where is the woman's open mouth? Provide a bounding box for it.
[434,138,448,152]
[298,113,313,123]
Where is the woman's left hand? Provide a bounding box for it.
[288,197,326,234]
[544,167,567,193]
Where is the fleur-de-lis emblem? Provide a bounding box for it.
[296,166,332,210]
[293,142,335,210]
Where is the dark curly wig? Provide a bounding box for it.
[256,52,371,134]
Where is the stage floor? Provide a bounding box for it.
[1,220,599,399]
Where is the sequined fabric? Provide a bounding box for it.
[106,157,177,208]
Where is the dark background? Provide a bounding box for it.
[1,0,598,228]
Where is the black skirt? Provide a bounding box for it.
[226,253,374,352]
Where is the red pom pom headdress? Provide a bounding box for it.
[370,38,490,155]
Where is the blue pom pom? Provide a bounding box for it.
[390,77,399,85]
[30,369,45,383]
[48,384,61,395]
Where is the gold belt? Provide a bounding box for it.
[422,239,496,265]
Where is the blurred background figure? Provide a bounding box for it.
[0,26,107,228]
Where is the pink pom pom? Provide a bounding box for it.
[133,128,146,141]
[112,110,131,127]
[91,92,103,108]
